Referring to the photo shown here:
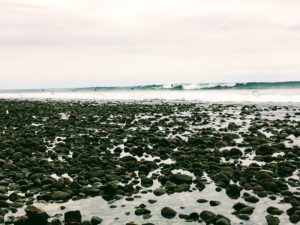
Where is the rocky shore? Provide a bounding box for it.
[0,100,299,225]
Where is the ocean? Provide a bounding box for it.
[0,81,300,103]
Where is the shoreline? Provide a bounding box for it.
[0,100,299,225]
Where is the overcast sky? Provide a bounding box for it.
[0,0,300,89]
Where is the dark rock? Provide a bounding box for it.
[236,214,249,220]
[135,208,151,216]
[51,219,62,225]
[256,145,276,156]
[267,206,283,215]
[141,177,153,188]
[226,184,241,199]
[239,207,254,215]
[233,202,248,211]
[244,195,259,203]
[216,217,231,225]
[51,191,70,201]
[266,215,280,225]
[153,188,165,196]
[200,210,215,221]
[169,174,193,185]
[210,201,221,207]
[14,205,49,225]
[161,207,177,219]
[64,210,82,224]
[197,199,208,203]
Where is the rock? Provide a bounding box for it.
[216,218,231,225]
[266,215,280,225]
[244,195,259,203]
[187,212,199,221]
[197,199,208,203]
[64,210,82,224]
[239,207,254,215]
[213,173,230,187]
[91,216,102,225]
[0,200,10,207]
[153,188,165,196]
[161,207,177,219]
[233,202,248,211]
[200,210,215,221]
[229,148,243,158]
[236,214,249,220]
[267,206,283,215]
[148,199,157,204]
[169,174,193,185]
[82,221,92,225]
[141,177,153,188]
[256,145,276,156]
[277,165,295,177]
[290,214,300,223]
[226,184,241,199]
[210,201,221,207]
[51,219,62,225]
[135,208,151,216]
[14,205,49,225]
[51,191,70,201]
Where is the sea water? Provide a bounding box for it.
[0,89,299,103]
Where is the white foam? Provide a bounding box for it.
[0,89,300,103]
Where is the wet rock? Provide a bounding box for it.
[197,199,208,203]
[64,210,82,224]
[91,216,102,225]
[51,191,70,201]
[266,215,280,225]
[14,205,49,225]
[213,173,230,187]
[168,174,193,185]
[236,214,249,220]
[239,207,254,215]
[233,202,248,211]
[256,145,276,156]
[210,201,221,207]
[267,206,283,215]
[161,207,177,219]
[244,195,259,203]
[51,218,62,225]
[140,177,153,188]
[216,217,231,225]
[277,165,295,177]
[226,184,241,199]
[200,210,215,221]
[135,208,151,216]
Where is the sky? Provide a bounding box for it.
[0,0,300,89]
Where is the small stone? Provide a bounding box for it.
[153,188,165,196]
[226,184,241,199]
[210,201,221,207]
[216,218,230,225]
[200,210,215,221]
[91,216,102,225]
[266,215,280,225]
[161,207,177,219]
[267,206,283,215]
[64,210,82,224]
[244,195,259,203]
[197,199,208,203]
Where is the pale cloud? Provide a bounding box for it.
[0,0,299,89]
